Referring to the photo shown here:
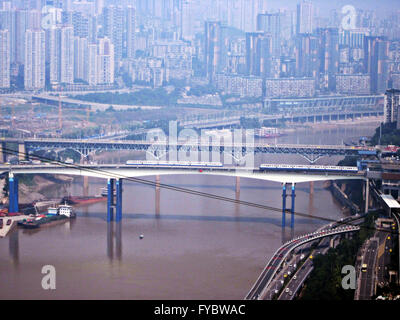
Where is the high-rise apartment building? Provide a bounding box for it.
[295,33,319,78]
[49,25,74,84]
[257,13,281,57]
[87,43,98,85]
[296,1,313,34]
[102,5,123,63]
[126,6,136,60]
[364,36,389,94]
[0,29,10,88]
[24,29,45,90]
[384,89,400,129]
[204,21,226,81]
[246,32,273,77]
[97,37,114,84]
[318,28,339,91]
[74,36,88,82]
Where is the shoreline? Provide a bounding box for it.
[280,118,381,134]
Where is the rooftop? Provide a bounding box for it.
[380,194,400,209]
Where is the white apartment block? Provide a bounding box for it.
[24,29,45,90]
[0,29,10,88]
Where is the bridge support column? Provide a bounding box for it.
[107,178,115,222]
[18,143,26,161]
[236,176,240,194]
[291,183,296,229]
[8,174,19,213]
[365,179,369,214]
[116,179,123,222]
[282,183,287,228]
[155,175,160,216]
[83,176,89,197]
[0,142,4,163]
[309,181,314,195]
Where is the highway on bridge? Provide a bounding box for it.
[0,163,367,184]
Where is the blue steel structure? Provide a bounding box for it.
[116,179,123,222]
[107,178,123,222]
[107,178,115,222]
[282,183,287,228]
[291,183,296,229]
[8,175,19,213]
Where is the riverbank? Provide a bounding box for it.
[280,118,382,134]
[0,174,74,206]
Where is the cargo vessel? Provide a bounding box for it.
[18,203,75,229]
[61,195,106,206]
[255,127,285,138]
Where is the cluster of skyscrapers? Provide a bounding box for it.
[0,0,399,98]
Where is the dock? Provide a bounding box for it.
[0,215,27,238]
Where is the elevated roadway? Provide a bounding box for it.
[0,164,367,184]
[245,225,361,300]
[0,137,377,163]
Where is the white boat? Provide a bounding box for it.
[46,203,75,218]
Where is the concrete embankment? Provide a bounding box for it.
[330,181,360,214]
[0,215,27,237]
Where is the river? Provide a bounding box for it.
[0,121,380,299]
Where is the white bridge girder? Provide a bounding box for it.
[1,165,367,184]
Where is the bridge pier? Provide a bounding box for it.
[83,176,89,197]
[0,142,4,163]
[282,183,287,228]
[291,183,296,229]
[18,143,26,161]
[115,179,123,222]
[107,178,115,222]
[8,174,19,213]
[155,175,160,216]
[236,176,240,194]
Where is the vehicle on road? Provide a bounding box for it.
[361,264,368,272]
[6,219,11,226]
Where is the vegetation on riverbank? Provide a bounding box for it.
[299,211,379,300]
[71,88,181,107]
[370,122,400,146]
